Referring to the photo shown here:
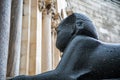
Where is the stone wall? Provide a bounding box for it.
[66,0,120,43]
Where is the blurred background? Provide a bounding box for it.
[0,0,120,79]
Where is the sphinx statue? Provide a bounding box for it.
[10,13,120,80]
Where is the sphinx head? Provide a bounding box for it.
[56,13,98,52]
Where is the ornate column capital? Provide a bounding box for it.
[38,0,55,14]
[38,0,45,12]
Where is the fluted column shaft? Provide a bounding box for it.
[19,0,31,75]
[42,11,52,72]
[0,0,11,79]
[7,0,23,77]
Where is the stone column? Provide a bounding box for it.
[36,11,42,74]
[19,0,31,75]
[7,0,23,77]
[41,11,52,72]
[29,0,38,75]
[57,0,67,13]
[0,0,11,79]
[52,28,60,69]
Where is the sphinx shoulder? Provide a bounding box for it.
[69,35,101,48]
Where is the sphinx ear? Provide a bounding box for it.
[76,21,84,30]
[71,21,84,36]
[73,21,98,39]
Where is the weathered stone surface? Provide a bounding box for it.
[66,0,120,43]
[7,0,23,77]
[19,0,31,75]
[0,0,11,79]
[41,11,52,72]
[29,0,38,75]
